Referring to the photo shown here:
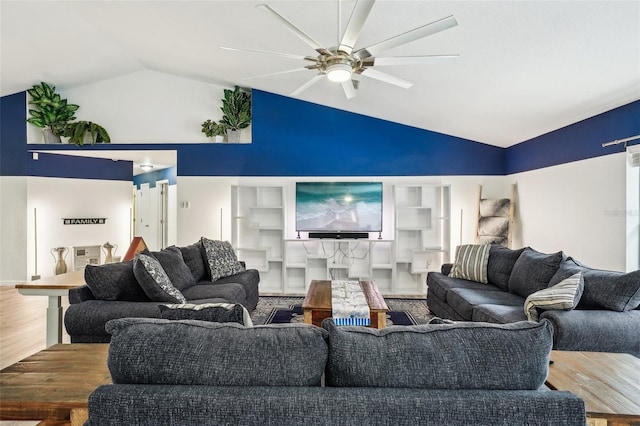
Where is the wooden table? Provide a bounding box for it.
[302,280,389,328]
[546,351,640,426]
[15,270,86,346]
[0,343,111,426]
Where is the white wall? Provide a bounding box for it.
[176,175,512,258]
[626,146,639,271]
[27,70,250,144]
[0,176,28,284]
[26,177,133,278]
[511,153,628,271]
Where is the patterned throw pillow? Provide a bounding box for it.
[200,238,245,282]
[524,273,584,321]
[449,244,490,283]
[133,253,187,304]
[159,303,253,326]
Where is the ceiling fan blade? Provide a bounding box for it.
[338,0,376,55]
[291,74,325,96]
[257,4,331,56]
[354,15,458,60]
[360,68,413,89]
[243,68,309,80]
[341,80,357,100]
[371,55,459,66]
[220,46,314,61]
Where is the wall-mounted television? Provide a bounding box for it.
[296,182,383,235]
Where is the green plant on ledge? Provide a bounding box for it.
[201,120,228,138]
[63,121,111,146]
[26,82,79,143]
[220,86,251,131]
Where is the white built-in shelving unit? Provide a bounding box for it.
[231,183,450,296]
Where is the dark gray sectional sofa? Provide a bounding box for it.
[427,245,640,357]
[86,317,585,425]
[64,239,259,342]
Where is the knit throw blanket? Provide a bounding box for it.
[331,280,370,326]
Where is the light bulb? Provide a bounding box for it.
[326,63,352,82]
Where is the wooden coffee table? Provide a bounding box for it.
[546,351,640,426]
[302,280,389,328]
[0,343,111,425]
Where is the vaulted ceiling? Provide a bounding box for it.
[1,0,639,147]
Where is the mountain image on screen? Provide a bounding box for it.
[296,182,383,232]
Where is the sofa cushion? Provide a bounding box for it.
[149,247,197,291]
[472,304,528,323]
[487,245,527,291]
[201,238,245,282]
[508,248,564,298]
[177,241,208,282]
[84,261,149,302]
[181,282,247,305]
[158,302,252,326]
[549,257,640,311]
[447,287,525,320]
[524,273,584,321]
[133,253,187,304]
[427,272,502,302]
[449,244,490,283]
[323,319,552,390]
[106,318,328,386]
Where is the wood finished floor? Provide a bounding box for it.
[0,285,71,426]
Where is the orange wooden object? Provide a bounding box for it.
[122,237,147,261]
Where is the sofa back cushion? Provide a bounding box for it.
[322,319,552,390]
[106,318,328,386]
[487,245,526,291]
[549,258,640,311]
[177,241,208,282]
[84,261,149,301]
[148,247,197,292]
[508,248,564,298]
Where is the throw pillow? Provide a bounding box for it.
[200,237,245,282]
[149,247,197,292]
[524,273,584,321]
[486,245,526,291]
[549,257,640,311]
[508,248,564,298]
[133,253,187,304]
[449,244,490,283]
[159,303,253,326]
[84,261,149,301]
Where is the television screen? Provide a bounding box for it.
[296,182,383,232]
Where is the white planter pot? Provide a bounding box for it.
[43,128,62,144]
[227,129,241,143]
[215,135,225,143]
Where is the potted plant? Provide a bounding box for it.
[26,82,79,143]
[62,120,111,146]
[220,86,251,143]
[201,119,227,142]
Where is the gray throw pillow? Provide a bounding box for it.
[150,247,197,291]
[449,244,490,283]
[524,273,584,321]
[178,241,208,282]
[84,261,149,301]
[200,238,245,282]
[133,253,187,304]
[487,245,526,291]
[159,303,253,326]
[549,257,640,311]
[508,248,564,298]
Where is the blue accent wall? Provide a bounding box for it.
[0,92,27,176]
[133,166,177,189]
[27,152,133,180]
[506,100,640,174]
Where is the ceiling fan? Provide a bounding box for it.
[220,0,459,100]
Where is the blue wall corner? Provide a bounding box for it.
[0,91,27,176]
[506,100,640,174]
[133,166,177,189]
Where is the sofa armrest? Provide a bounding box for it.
[540,309,640,357]
[211,269,260,311]
[68,284,96,304]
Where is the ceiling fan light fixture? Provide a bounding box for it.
[326,63,352,82]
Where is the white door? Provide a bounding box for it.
[136,183,158,250]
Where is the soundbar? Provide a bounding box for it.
[308,232,369,239]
